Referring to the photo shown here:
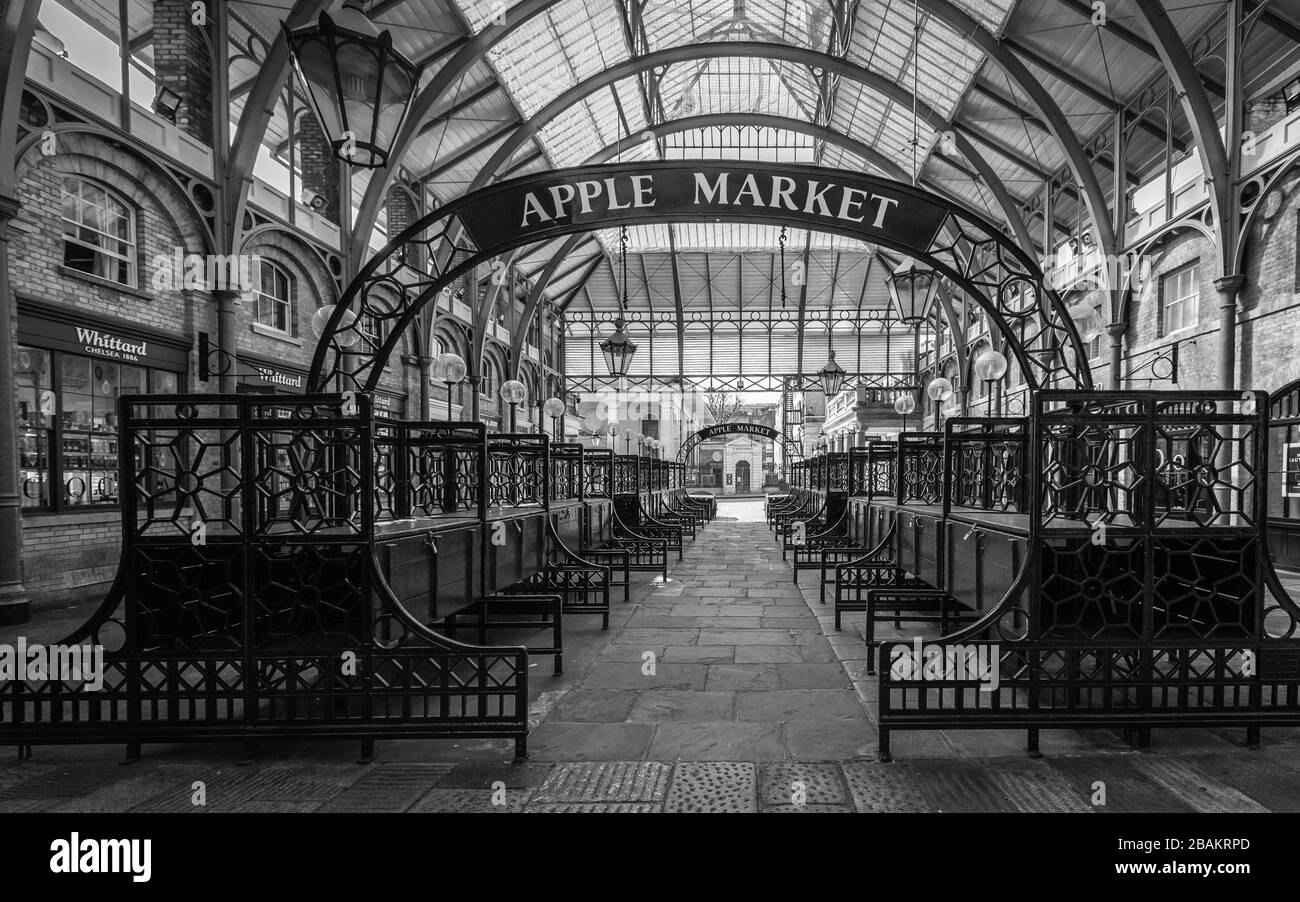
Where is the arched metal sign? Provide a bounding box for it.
[308,160,1093,394]
[678,423,802,463]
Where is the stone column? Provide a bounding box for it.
[0,196,31,624]
[1106,322,1126,390]
[215,289,239,393]
[1215,275,1245,392]
[417,355,432,419]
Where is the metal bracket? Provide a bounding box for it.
[424,532,438,556]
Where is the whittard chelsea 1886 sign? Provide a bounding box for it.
[458,163,950,252]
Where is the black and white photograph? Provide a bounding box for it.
[0,0,1298,876]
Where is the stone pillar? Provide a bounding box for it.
[299,114,340,224]
[1106,322,1125,390]
[1215,275,1245,392]
[152,0,213,144]
[0,196,31,624]
[215,290,239,393]
[418,355,431,420]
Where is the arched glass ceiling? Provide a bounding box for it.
[458,0,1016,225]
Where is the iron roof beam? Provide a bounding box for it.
[468,47,1045,256]
[1052,0,1225,97]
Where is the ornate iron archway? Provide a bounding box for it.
[678,423,802,464]
[308,161,1094,395]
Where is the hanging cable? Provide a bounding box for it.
[910,0,925,187]
[779,225,787,309]
[620,225,629,312]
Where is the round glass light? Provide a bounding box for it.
[499,379,527,404]
[310,304,360,347]
[926,377,954,403]
[435,351,467,384]
[893,395,917,415]
[1065,302,1104,344]
[542,397,566,419]
[973,348,1009,382]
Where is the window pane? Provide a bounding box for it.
[16,347,51,510]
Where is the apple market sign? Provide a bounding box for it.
[679,423,801,463]
[314,160,1092,396]
[458,162,950,252]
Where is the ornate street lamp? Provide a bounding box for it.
[499,379,527,432]
[818,350,847,399]
[282,0,424,169]
[433,351,466,420]
[543,396,566,439]
[601,226,639,376]
[607,424,618,450]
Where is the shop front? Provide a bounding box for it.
[15,300,189,512]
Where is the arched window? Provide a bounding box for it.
[61,177,136,286]
[482,351,504,402]
[254,260,292,334]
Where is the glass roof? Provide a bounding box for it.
[453,0,1018,246]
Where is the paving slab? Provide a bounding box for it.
[531,761,671,803]
[548,689,640,723]
[736,689,864,722]
[527,723,655,761]
[646,722,786,762]
[705,663,782,691]
[628,689,737,722]
[664,762,757,812]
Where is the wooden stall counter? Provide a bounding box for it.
[375,514,483,623]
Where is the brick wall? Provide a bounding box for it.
[387,182,425,270]
[298,113,340,224]
[152,0,213,144]
[1240,170,1300,392]
[5,131,423,612]
[1121,230,1223,390]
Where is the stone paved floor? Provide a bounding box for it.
[3,498,1300,812]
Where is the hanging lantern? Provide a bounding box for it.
[886,257,941,326]
[602,226,639,376]
[600,316,638,376]
[282,0,424,169]
[818,350,847,398]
